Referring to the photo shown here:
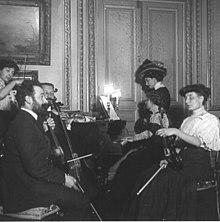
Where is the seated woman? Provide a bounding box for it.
[122,84,220,221]
[105,91,170,220]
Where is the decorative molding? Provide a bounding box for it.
[195,0,202,82]
[88,0,96,112]
[63,0,71,110]
[206,0,220,111]
[207,0,215,110]
[185,0,193,85]
[78,0,84,110]
[207,0,212,89]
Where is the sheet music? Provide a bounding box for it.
[100,95,120,120]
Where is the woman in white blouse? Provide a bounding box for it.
[122,84,220,221]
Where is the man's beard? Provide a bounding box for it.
[32,99,49,117]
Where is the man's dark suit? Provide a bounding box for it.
[0,110,92,220]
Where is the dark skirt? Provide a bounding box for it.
[122,146,211,221]
[105,135,165,219]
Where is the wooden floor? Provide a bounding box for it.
[94,186,220,221]
[0,186,219,221]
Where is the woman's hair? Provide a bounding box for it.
[145,91,165,109]
[16,80,42,107]
[0,59,19,73]
[41,82,58,93]
[179,84,211,103]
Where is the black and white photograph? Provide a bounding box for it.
[0,0,220,221]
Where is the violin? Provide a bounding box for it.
[159,110,183,170]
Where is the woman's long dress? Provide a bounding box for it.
[105,112,169,219]
[122,110,220,220]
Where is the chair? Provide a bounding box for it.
[196,150,220,220]
[0,204,62,221]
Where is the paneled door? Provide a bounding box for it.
[95,0,185,134]
[140,1,185,127]
[96,0,139,134]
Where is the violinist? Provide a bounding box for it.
[41,82,74,162]
[0,59,23,139]
[123,84,220,220]
[0,59,23,111]
[41,82,69,133]
[0,80,93,220]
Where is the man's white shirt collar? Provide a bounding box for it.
[21,107,38,120]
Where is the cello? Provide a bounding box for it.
[47,108,65,166]
[47,99,102,221]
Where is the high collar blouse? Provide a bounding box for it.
[180,107,220,151]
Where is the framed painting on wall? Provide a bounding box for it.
[0,0,51,65]
[13,70,38,81]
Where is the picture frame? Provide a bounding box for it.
[13,70,38,81]
[0,0,51,65]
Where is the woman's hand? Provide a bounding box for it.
[14,79,23,85]
[160,159,168,168]
[125,136,135,142]
[64,174,80,191]
[120,136,134,146]
[8,90,17,104]
[156,128,179,137]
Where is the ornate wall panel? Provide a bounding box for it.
[146,6,181,103]
[142,1,185,106]
[185,0,193,85]
[141,1,186,126]
[207,0,220,111]
[194,0,202,83]
[104,6,135,100]
[88,0,96,111]
[95,0,189,131]
[104,3,137,132]
[96,0,138,133]
[63,0,71,110]
[78,0,84,110]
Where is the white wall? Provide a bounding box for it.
[24,0,79,110]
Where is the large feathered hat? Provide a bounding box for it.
[135,59,167,85]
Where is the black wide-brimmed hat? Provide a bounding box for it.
[135,59,167,85]
[179,84,211,102]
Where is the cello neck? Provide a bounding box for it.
[51,101,75,155]
[47,114,65,165]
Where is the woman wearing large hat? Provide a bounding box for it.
[135,59,171,111]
